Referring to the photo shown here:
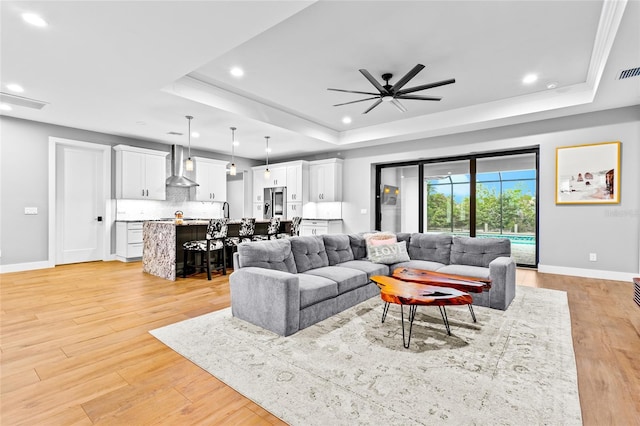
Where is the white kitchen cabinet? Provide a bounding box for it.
[253,167,265,203]
[286,162,309,203]
[253,202,265,218]
[309,158,343,202]
[265,166,287,187]
[116,221,144,261]
[286,202,302,219]
[193,157,227,202]
[300,219,342,236]
[114,145,168,200]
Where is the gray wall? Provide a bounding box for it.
[339,105,640,275]
[0,116,258,266]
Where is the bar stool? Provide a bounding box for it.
[290,216,302,237]
[182,218,228,280]
[226,217,256,246]
[255,217,280,240]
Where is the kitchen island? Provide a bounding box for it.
[142,219,291,281]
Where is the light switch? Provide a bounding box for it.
[24,207,38,215]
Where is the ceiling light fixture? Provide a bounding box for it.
[0,104,12,111]
[22,12,48,27]
[546,82,558,89]
[191,131,200,138]
[342,116,352,124]
[229,127,237,176]
[230,67,244,78]
[185,115,194,172]
[6,83,24,93]
[522,73,538,84]
[264,136,271,180]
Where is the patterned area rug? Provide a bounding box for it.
[150,286,582,425]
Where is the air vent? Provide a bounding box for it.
[0,92,48,109]
[166,131,183,136]
[618,67,640,80]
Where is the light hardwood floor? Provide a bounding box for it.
[1,262,639,425]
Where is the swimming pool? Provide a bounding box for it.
[453,233,537,245]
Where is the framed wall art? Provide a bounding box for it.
[556,141,621,204]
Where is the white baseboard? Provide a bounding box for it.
[538,264,638,282]
[0,261,54,274]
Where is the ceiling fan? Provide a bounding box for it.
[328,64,455,114]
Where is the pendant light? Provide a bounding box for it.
[264,136,271,180]
[229,127,237,176]
[185,115,194,172]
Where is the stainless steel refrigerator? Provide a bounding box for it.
[263,187,286,219]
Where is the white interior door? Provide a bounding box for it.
[56,145,104,264]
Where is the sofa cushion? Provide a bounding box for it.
[237,239,297,273]
[290,236,329,273]
[408,233,452,265]
[450,236,511,267]
[389,259,446,273]
[323,234,355,266]
[396,232,412,249]
[304,266,368,295]
[337,260,390,279]
[368,241,410,264]
[297,274,338,309]
[436,264,491,281]
[348,233,368,260]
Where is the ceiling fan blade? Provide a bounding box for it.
[396,78,456,95]
[390,64,425,92]
[362,98,383,114]
[391,99,407,112]
[333,97,380,107]
[327,88,380,96]
[359,69,386,93]
[396,94,442,101]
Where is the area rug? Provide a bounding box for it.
[150,286,582,425]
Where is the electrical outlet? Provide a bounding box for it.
[589,253,597,262]
[24,207,38,215]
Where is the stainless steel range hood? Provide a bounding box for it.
[166,145,199,187]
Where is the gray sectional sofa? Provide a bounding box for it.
[230,232,516,336]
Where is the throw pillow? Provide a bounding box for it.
[363,231,396,244]
[367,241,410,264]
[368,235,397,246]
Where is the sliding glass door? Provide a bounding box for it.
[379,165,419,233]
[376,148,538,267]
[423,160,470,236]
[476,154,537,265]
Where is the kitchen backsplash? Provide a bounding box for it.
[116,187,222,220]
[302,202,342,219]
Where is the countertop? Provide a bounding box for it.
[302,218,343,221]
[145,218,293,226]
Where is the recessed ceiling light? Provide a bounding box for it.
[342,116,352,124]
[6,83,24,93]
[22,13,48,27]
[546,82,558,89]
[265,147,272,153]
[191,131,200,138]
[233,139,240,146]
[522,73,538,84]
[0,104,13,111]
[230,67,244,78]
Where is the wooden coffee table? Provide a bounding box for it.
[370,275,473,348]
[392,267,491,322]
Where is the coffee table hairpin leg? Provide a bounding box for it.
[383,302,452,348]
